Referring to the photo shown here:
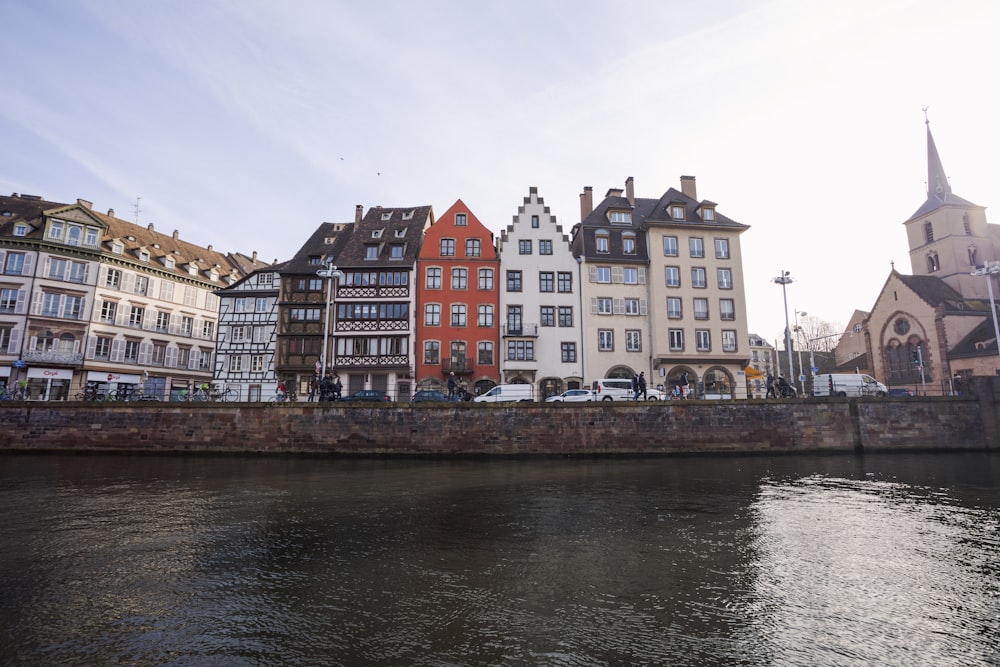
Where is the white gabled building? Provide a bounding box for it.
[498,187,584,398]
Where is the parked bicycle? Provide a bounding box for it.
[212,386,239,402]
[0,386,27,401]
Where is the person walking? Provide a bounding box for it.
[447,371,457,401]
[679,371,689,399]
[765,374,776,399]
[637,372,647,400]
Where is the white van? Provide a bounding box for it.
[812,373,888,398]
[473,384,535,403]
[591,378,635,401]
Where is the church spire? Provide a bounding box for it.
[925,109,951,196]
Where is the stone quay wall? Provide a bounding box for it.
[1,377,996,456]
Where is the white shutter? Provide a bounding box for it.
[590,297,599,314]
[29,290,42,315]
[611,266,624,284]
[14,290,27,314]
[85,335,97,359]
[588,266,597,283]
[28,335,38,352]
[612,298,625,315]
[98,265,108,287]
[43,256,51,278]
[0,251,6,270]
[121,272,134,294]
[638,267,647,284]
[188,348,200,370]
[640,299,648,316]
[147,277,156,298]
[7,328,21,354]
[72,339,81,354]
[21,254,33,275]
[138,342,153,365]
[110,338,125,362]
[165,346,178,368]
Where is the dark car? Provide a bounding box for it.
[340,389,392,403]
[411,390,448,403]
[888,387,914,397]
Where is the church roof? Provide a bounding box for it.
[894,272,965,307]
[949,318,999,358]
[907,120,979,220]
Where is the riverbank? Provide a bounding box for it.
[1,376,996,456]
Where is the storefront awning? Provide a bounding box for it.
[27,368,74,380]
[744,366,765,380]
[86,371,142,384]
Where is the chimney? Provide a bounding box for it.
[147,223,154,231]
[76,198,92,209]
[252,251,258,262]
[107,208,115,217]
[605,188,623,198]
[207,244,213,252]
[625,176,635,206]
[355,204,364,223]
[680,175,697,200]
[172,230,180,240]
[579,187,593,220]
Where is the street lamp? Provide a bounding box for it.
[971,260,1000,365]
[772,271,795,392]
[317,260,344,376]
[794,309,808,395]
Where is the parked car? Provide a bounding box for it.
[888,387,915,397]
[812,373,888,398]
[590,378,635,401]
[473,384,535,403]
[340,389,392,403]
[411,390,448,403]
[545,389,595,403]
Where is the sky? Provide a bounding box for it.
[3,0,1000,344]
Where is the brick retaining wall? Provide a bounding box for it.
[0,384,993,456]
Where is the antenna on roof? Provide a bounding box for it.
[133,196,142,224]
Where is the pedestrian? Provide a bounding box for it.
[637,371,647,400]
[632,374,639,400]
[308,373,319,402]
[679,371,689,399]
[332,375,343,401]
[275,379,288,402]
[765,374,776,399]
[447,371,457,401]
[953,374,963,396]
[320,373,333,401]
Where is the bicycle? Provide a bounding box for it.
[215,386,239,402]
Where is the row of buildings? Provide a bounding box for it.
[214,175,753,401]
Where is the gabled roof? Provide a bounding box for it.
[282,221,354,274]
[334,205,433,268]
[949,317,999,357]
[831,352,869,373]
[894,272,966,307]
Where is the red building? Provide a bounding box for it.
[415,200,499,396]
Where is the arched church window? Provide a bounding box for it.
[968,245,978,267]
[924,221,934,243]
[963,213,971,235]
[927,253,939,272]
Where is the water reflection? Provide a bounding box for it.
[0,453,997,666]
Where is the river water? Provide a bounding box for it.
[1,452,998,666]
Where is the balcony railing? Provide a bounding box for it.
[502,322,538,337]
[443,357,472,374]
[23,350,84,365]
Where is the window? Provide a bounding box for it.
[715,238,730,259]
[596,267,611,283]
[507,340,534,361]
[13,224,27,237]
[450,304,467,326]
[0,289,18,313]
[85,228,99,246]
[519,239,532,255]
[290,308,321,321]
[389,244,404,260]
[702,208,716,221]
[124,339,140,361]
[424,304,441,326]
[595,234,609,253]
[94,336,112,360]
[234,298,248,313]
[112,242,124,255]
[478,304,494,327]
[694,298,709,319]
[455,213,467,226]
[622,234,636,254]
[478,268,494,290]
[558,306,573,327]
[609,210,632,224]
[177,347,190,368]
[228,356,244,372]
[598,329,614,351]
[539,239,553,255]
[465,239,481,257]
[134,275,149,296]
[365,245,379,260]
[3,253,25,276]
[669,329,684,351]
[440,239,456,256]
[181,316,194,336]
[506,305,522,334]
[663,236,679,257]
[138,250,150,262]
[506,270,522,292]
[539,272,554,292]
[561,342,576,362]
[557,272,572,293]
[691,268,707,288]
[626,330,641,352]
[670,205,685,220]
[689,237,704,258]
[255,298,268,312]
[451,268,468,289]
[696,329,711,351]
[531,215,539,228]
[722,330,737,352]
[720,298,735,321]
[478,341,494,365]
[250,355,264,372]
[717,268,733,289]
[665,266,680,287]
[927,253,940,272]
[596,297,612,315]
[129,305,144,328]
[49,221,64,240]
[63,295,83,319]
[426,267,442,289]
[424,341,440,364]
[155,311,170,332]
[667,297,682,319]
[100,301,117,323]
[623,267,638,284]
[540,306,555,327]
[924,221,934,243]
[624,298,640,316]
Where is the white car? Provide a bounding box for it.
[545,389,595,403]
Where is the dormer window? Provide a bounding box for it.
[209,271,219,282]
[112,242,124,255]
[670,205,685,220]
[372,229,383,239]
[365,245,379,260]
[308,256,320,265]
[165,256,175,269]
[609,210,631,224]
[622,233,636,255]
[395,228,406,238]
[13,224,27,237]
[188,263,198,276]
[402,210,414,220]
[390,244,405,260]
[381,212,392,221]
[138,249,150,262]
[67,226,82,246]
[701,207,716,221]
[455,213,467,226]
[49,221,64,240]
[595,232,610,253]
[85,228,99,246]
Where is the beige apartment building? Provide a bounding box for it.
[573,176,751,398]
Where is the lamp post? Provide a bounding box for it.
[971,261,1000,366]
[317,260,344,376]
[772,271,795,393]
[794,309,807,395]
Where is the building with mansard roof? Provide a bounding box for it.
[0,193,267,400]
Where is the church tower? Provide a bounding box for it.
[902,117,997,299]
